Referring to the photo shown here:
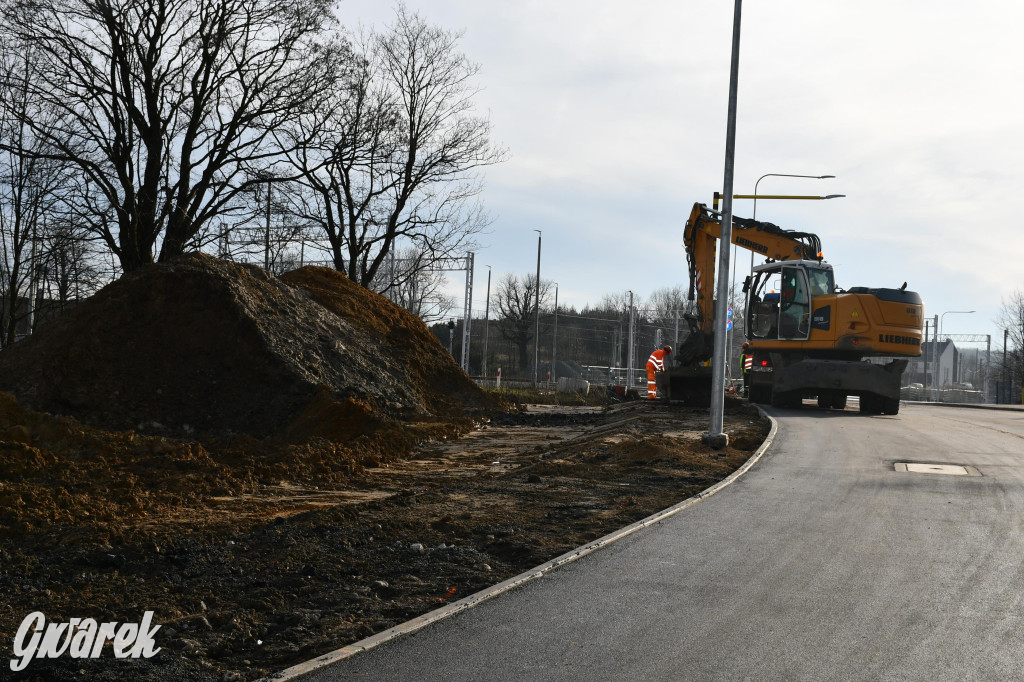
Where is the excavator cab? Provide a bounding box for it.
[746,261,834,342]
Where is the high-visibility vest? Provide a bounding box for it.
[647,349,669,371]
[742,353,753,373]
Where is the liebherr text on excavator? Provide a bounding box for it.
[659,202,924,414]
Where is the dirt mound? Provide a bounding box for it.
[280,266,496,418]
[0,254,499,440]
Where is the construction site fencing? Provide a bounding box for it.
[900,386,987,404]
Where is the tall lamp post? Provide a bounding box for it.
[533,230,542,386]
[551,283,559,383]
[482,265,492,378]
[936,310,975,394]
[704,0,742,448]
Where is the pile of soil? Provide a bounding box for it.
[278,268,488,419]
[0,254,501,440]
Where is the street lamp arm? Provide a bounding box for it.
[732,194,846,201]
[755,172,834,185]
[752,173,836,221]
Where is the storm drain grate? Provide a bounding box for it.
[894,462,981,476]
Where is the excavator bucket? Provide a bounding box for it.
[658,365,713,406]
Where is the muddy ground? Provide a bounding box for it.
[0,396,768,682]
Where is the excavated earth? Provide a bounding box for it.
[0,256,770,681]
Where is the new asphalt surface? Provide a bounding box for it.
[291,403,1024,681]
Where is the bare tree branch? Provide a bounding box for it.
[277,5,506,294]
[1,0,339,272]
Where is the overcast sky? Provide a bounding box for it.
[337,0,1023,347]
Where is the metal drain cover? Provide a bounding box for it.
[894,462,981,476]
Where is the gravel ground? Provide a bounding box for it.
[0,397,767,681]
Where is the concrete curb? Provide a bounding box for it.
[261,408,780,681]
[903,401,1024,412]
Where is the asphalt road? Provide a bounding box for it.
[297,404,1024,681]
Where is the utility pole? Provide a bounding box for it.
[461,252,474,372]
[551,283,559,382]
[264,181,272,272]
[533,230,542,386]
[626,291,635,390]
[388,250,396,302]
[614,326,621,371]
[1003,328,1009,404]
[26,224,38,335]
[482,266,491,378]
[931,314,939,399]
[985,334,991,403]
[922,319,930,394]
[704,0,742,448]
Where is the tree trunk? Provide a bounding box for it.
[516,334,530,378]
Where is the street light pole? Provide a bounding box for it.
[704,0,743,448]
[552,283,558,383]
[483,265,491,378]
[264,181,272,271]
[533,230,542,386]
[627,290,635,390]
[1004,329,1009,404]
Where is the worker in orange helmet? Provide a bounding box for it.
[646,345,672,400]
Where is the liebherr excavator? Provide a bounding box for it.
[660,202,923,414]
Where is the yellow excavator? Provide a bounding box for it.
[661,202,924,414]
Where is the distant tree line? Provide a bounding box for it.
[0,0,503,344]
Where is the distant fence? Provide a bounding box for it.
[474,366,648,390]
[901,386,985,403]
[474,377,541,390]
[473,377,592,394]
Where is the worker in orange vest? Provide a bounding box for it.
[646,345,672,399]
[741,342,753,397]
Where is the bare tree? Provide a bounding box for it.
[0,42,72,345]
[214,181,314,275]
[367,247,455,321]
[493,273,551,376]
[37,216,108,311]
[278,6,506,293]
[646,285,688,328]
[1,0,340,272]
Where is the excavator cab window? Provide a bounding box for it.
[746,266,812,340]
[747,271,781,339]
[779,266,810,339]
[806,267,835,296]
